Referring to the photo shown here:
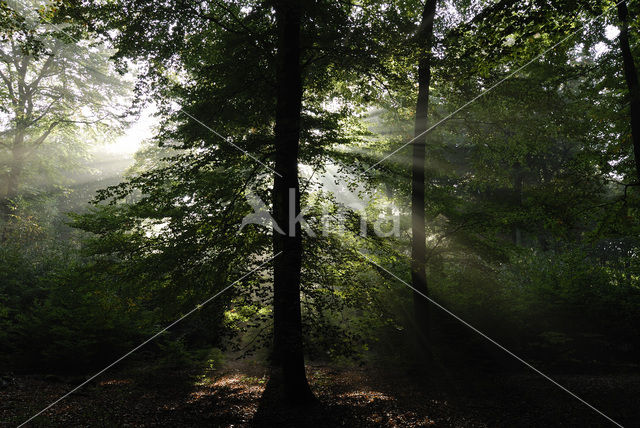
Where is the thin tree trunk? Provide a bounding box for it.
[0,193,10,242]
[271,0,315,404]
[1,131,25,242]
[411,0,437,352]
[512,162,523,246]
[617,0,640,182]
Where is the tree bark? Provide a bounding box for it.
[1,130,25,242]
[271,0,315,404]
[617,0,640,182]
[512,162,523,246]
[411,0,437,352]
[1,50,31,242]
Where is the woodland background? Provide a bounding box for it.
[1,0,640,426]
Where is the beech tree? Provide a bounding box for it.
[271,0,315,402]
[616,0,640,181]
[73,0,387,403]
[0,1,126,240]
[410,0,437,354]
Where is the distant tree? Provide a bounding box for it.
[0,1,127,240]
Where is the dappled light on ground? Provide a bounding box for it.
[2,362,638,426]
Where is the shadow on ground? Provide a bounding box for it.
[2,356,638,427]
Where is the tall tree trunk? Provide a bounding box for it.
[271,0,315,404]
[411,0,437,352]
[0,191,10,242]
[512,162,523,246]
[617,0,640,182]
[1,131,25,242]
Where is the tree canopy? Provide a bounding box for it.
[2,0,640,426]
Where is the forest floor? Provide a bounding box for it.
[2,359,639,427]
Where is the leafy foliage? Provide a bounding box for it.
[1,0,640,381]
